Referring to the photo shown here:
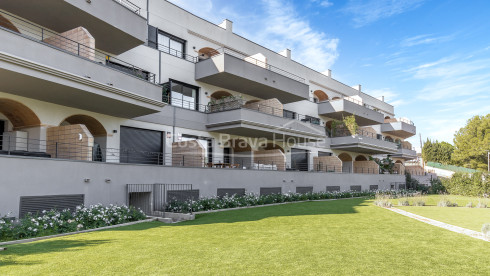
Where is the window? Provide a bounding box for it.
[318,151,332,157]
[163,80,200,110]
[158,31,186,58]
[283,109,296,119]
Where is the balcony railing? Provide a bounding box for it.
[199,47,306,83]
[0,10,156,83]
[157,43,198,63]
[385,117,414,125]
[331,128,397,144]
[326,97,383,115]
[0,134,375,173]
[113,0,142,15]
[163,95,322,126]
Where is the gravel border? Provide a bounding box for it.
[0,218,156,246]
[386,207,489,242]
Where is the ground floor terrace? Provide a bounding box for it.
[0,92,405,175]
[1,198,488,275]
[0,155,405,218]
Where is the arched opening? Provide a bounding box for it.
[210,91,232,100]
[394,138,401,145]
[0,98,41,130]
[55,114,108,161]
[60,115,107,137]
[385,136,393,142]
[338,153,353,173]
[355,155,367,161]
[331,97,341,101]
[198,47,220,61]
[313,90,329,103]
[384,116,391,119]
[395,160,403,164]
[0,98,42,152]
[0,14,20,33]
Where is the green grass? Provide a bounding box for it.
[1,199,489,275]
[391,194,488,206]
[397,206,490,231]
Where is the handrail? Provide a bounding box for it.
[0,10,156,83]
[162,95,322,126]
[157,43,198,63]
[200,47,306,83]
[113,0,142,14]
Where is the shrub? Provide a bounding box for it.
[466,202,474,208]
[482,224,490,238]
[0,204,146,242]
[476,198,488,208]
[441,172,490,197]
[398,199,410,206]
[412,197,426,206]
[438,198,458,207]
[429,178,446,194]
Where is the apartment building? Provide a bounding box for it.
[0,0,416,217]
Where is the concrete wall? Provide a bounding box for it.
[0,155,405,217]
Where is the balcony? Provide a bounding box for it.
[392,141,417,160]
[204,99,325,142]
[381,118,416,139]
[195,48,309,104]
[318,98,384,126]
[0,14,164,118]
[330,129,398,154]
[0,0,147,54]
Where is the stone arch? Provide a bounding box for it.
[331,97,341,101]
[355,155,367,161]
[0,98,41,130]
[210,91,233,100]
[313,90,329,102]
[395,160,403,164]
[385,136,393,142]
[394,138,401,144]
[338,153,352,162]
[0,14,20,33]
[198,47,220,61]
[60,114,107,137]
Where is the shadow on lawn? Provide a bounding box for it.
[0,239,110,267]
[116,198,370,230]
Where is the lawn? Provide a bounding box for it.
[390,194,488,207]
[1,198,489,275]
[396,206,490,231]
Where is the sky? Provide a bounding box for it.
[167,0,490,149]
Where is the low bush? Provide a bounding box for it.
[437,198,458,207]
[398,198,410,206]
[0,204,146,242]
[466,202,474,208]
[441,172,490,197]
[482,224,490,238]
[166,190,413,213]
[412,197,426,206]
[476,198,488,208]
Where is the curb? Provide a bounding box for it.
[0,218,156,246]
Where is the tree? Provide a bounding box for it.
[452,114,490,171]
[422,139,454,164]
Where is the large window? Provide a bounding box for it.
[158,31,186,58]
[164,80,199,110]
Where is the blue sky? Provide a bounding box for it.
[168,0,490,149]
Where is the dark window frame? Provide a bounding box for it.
[157,30,187,56]
[166,79,200,110]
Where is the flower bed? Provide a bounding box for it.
[0,204,146,242]
[166,190,411,213]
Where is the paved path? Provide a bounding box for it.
[386,207,489,242]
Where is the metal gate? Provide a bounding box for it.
[126,184,194,215]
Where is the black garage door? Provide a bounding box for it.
[291,148,309,171]
[120,126,163,165]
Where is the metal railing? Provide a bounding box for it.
[113,0,142,14]
[157,43,198,63]
[163,95,322,126]
[328,97,382,114]
[333,128,378,139]
[200,47,306,83]
[0,10,156,83]
[0,134,388,175]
